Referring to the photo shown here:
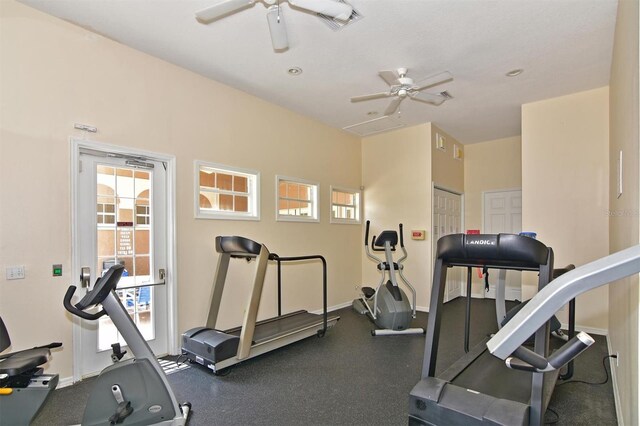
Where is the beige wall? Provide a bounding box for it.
[431,125,464,193]
[608,0,640,423]
[521,87,610,330]
[0,1,362,379]
[464,136,522,294]
[361,124,433,309]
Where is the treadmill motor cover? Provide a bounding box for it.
[181,327,240,365]
[409,377,529,426]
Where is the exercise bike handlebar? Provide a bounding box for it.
[63,264,124,321]
[63,285,108,321]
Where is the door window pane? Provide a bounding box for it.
[95,164,155,350]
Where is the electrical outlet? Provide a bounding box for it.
[6,266,25,280]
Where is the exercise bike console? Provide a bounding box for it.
[63,264,125,320]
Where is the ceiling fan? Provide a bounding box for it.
[195,0,353,52]
[350,69,454,116]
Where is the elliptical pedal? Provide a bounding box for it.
[361,287,375,298]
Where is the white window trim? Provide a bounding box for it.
[194,160,260,221]
[330,185,362,225]
[275,175,320,223]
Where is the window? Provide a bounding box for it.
[97,202,116,224]
[195,161,260,220]
[330,186,361,224]
[276,176,319,222]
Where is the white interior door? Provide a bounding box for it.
[483,189,522,300]
[74,146,170,378]
[433,187,463,302]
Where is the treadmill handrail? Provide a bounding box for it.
[269,253,329,334]
[488,245,640,359]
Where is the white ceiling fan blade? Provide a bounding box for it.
[266,6,289,51]
[378,70,398,87]
[414,71,453,92]
[288,0,353,21]
[384,97,404,116]
[350,92,391,102]
[411,92,446,106]
[195,0,255,22]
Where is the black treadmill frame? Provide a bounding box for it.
[415,233,556,426]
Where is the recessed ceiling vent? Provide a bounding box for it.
[318,1,362,30]
[343,116,404,137]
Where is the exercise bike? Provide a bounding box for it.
[0,317,61,425]
[63,264,191,425]
[353,221,424,336]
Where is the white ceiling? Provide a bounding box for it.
[18,0,618,143]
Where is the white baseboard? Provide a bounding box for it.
[416,305,429,313]
[310,300,353,315]
[57,376,74,389]
[606,336,623,426]
[560,323,608,336]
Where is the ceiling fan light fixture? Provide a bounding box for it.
[266,5,289,51]
[506,69,524,77]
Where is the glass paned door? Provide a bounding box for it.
[76,150,169,378]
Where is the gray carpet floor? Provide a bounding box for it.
[33,298,616,425]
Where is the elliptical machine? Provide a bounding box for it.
[63,264,191,425]
[353,221,424,336]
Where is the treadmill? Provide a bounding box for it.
[409,234,640,425]
[409,233,559,426]
[182,236,340,373]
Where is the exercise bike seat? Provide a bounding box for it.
[0,348,51,376]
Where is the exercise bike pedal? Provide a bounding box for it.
[108,400,133,424]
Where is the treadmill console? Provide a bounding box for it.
[435,233,550,269]
[215,236,263,258]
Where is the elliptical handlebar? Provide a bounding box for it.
[364,220,384,264]
[364,220,371,246]
[397,223,408,263]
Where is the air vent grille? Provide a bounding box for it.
[318,1,362,30]
[343,116,404,137]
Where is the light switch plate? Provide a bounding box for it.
[6,266,25,280]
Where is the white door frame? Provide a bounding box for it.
[70,137,179,382]
[432,184,465,299]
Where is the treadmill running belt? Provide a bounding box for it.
[452,350,532,404]
[227,312,338,345]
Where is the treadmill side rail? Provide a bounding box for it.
[488,245,640,359]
